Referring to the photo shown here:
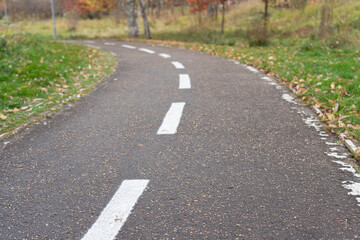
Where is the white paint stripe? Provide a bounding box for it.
[157,102,186,135]
[104,42,116,46]
[345,139,358,152]
[122,44,136,49]
[110,51,117,56]
[81,180,149,240]
[85,40,95,44]
[179,74,191,89]
[171,61,185,69]
[139,48,155,54]
[159,53,171,59]
[246,66,259,73]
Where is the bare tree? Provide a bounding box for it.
[139,0,151,39]
[127,0,140,37]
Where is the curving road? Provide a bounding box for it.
[1,41,360,239]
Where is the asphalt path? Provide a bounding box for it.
[1,40,360,239]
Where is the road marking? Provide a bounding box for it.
[139,48,155,54]
[159,53,171,59]
[110,51,117,56]
[157,102,186,135]
[246,66,259,73]
[104,42,116,46]
[179,74,191,89]
[85,40,95,44]
[171,61,185,69]
[81,180,149,240]
[122,44,136,49]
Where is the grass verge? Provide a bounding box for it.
[0,33,117,137]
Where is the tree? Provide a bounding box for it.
[187,0,208,24]
[126,0,140,37]
[139,0,151,39]
[219,0,226,34]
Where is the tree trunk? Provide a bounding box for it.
[127,0,140,38]
[3,0,9,23]
[264,0,268,41]
[221,2,225,34]
[215,2,218,21]
[139,0,151,39]
[180,0,185,16]
[198,0,202,24]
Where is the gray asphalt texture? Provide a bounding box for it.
[1,41,360,239]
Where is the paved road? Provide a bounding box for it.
[1,41,360,239]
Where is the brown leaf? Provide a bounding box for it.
[329,124,337,128]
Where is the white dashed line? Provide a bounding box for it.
[159,53,171,59]
[122,44,137,49]
[179,74,191,89]
[171,61,185,69]
[139,48,155,54]
[157,102,186,135]
[104,42,116,46]
[110,52,117,56]
[81,180,149,240]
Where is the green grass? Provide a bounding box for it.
[0,33,116,135]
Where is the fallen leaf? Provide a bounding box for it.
[356,147,360,154]
[331,82,335,89]
[0,113,7,120]
[326,113,335,121]
[339,115,349,121]
[329,124,337,128]
[338,121,345,128]
[348,124,360,130]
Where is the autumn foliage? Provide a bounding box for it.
[65,0,117,18]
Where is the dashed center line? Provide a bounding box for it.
[122,44,137,49]
[159,53,171,59]
[104,42,116,46]
[139,48,155,54]
[179,74,191,89]
[157,102,186,135]
[171,61,185,69]
[81,180,149,240]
